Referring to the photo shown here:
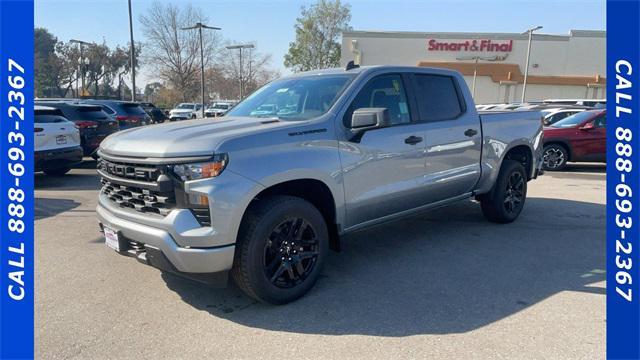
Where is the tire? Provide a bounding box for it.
[44,167,70,176]
[480,160,527,223]
[542,144,568,171]
[191,114,196,119]
[231,196,329,304]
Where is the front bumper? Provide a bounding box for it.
[97,200,235,275]
[169,113,192,121]
[95,166,264,281]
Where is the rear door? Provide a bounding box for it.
[410,72,482,203]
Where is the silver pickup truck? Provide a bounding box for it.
[96,65,543,304]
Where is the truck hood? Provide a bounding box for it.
[99,116,290,158]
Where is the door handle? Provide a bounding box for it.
[464,129,478,137]
[404,135,423,145]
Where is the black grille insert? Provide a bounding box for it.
[99,158,211,226]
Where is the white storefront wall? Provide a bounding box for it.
[341,30,606,104]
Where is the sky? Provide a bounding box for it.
[35,0,606,88]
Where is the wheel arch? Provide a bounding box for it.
[245,178,341,251]
[503,144,534,180]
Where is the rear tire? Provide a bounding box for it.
[44,167,70,176]
[231,196,329,305]
[480,160,527,223]
[542,144,568,171]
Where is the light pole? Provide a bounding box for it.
[456,55,506,99]
[521,25,543,102]
[127,0,137,102]
[226,44,254,100]
[70,39,91,97]
[182,23,221,118]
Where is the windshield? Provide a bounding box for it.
[550,111,596,128]
[177,103,194,109]
[213,104,230,109]
[227,74,355,120]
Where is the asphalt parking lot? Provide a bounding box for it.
[35,161,606,359]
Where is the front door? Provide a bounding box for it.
[340,74,430,228]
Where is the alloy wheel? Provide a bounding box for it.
[503,171,525,214]
[543,147,565,169]
[263,218,320,289]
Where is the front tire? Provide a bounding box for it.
[542,144,568,171]
[480,160,527,223]
[231,196,329,305]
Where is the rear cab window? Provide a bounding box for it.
[412,73,464,122]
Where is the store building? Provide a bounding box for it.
[341,29,606,104]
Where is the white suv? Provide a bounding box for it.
[35,105,83,176]
[169,103,203,121]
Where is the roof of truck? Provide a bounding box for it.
[286,65,459,78]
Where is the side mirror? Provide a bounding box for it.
[579,122,595,130]
[350,108,390,130]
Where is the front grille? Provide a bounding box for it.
[98,158,211,226]
[101,178,175,216]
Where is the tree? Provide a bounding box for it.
[284,0,352,72]
[215,44,279,99]
[35,28,62,97]
[139,2,221,101]
[35,27,139,98]
[82,42,140,97]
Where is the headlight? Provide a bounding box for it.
[172,154,228,181]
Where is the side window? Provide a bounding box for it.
[344,74,411,127]
[553,112,569,122]
[413,74,463,121]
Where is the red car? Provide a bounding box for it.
[542,109,606,170]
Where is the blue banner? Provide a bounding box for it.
[607,0,640,359]
[0,0,35,359]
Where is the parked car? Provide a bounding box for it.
[204,102,235,117]
[169,103,203,120]
[34,105,83,176]
[35,101,119,158]
[543,98,606,107]
[541,107,589,126]
[137,102,167,123]
[542,109,606,170]
[82,100,150,129]
[96,65,543,304]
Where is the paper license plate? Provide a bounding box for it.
[104,226,120,251]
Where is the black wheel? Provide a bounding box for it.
[480,160,527,223]
[231,196,329,304]
[43,167,70,176]
[191,114,196,119]
[542,144,568,171]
